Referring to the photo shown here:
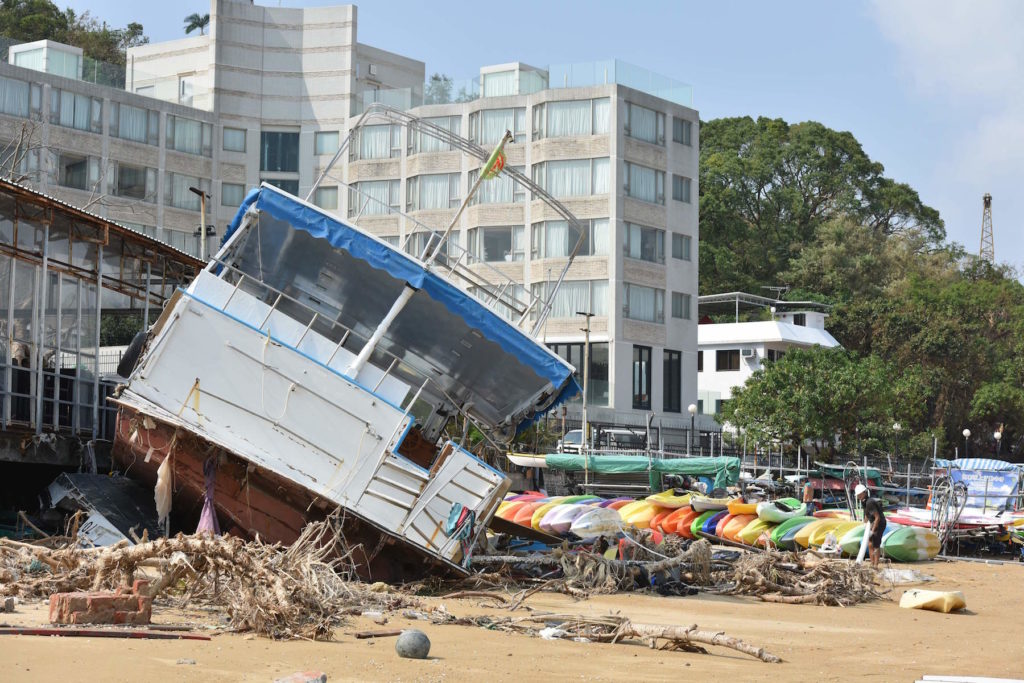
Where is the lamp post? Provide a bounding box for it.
[189,186,211,261]
[962,428,971,459]
[893,422,901,462]
[994,430,1002,457]
[687,403,697,456]
[576,310,594,455]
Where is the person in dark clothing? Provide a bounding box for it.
[856,484,886,568]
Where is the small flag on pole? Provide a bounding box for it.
[481,130,513,179]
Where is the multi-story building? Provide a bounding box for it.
[0,0,700,431]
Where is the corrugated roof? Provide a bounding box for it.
[698,320,841,348]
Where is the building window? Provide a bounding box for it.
[481,70,515,97]
[409,115,461,154]
[349,179,400,217]
[313,186,338,210]
[165,173,209,211]
[673,117,693,145]
[532,98,610,139]
[467,225,525,262]
[547,342,609,407]
[110,102,159,145]
[766,349,786,363]
[792,313,807,326]
[469,165,525,205]
[671,292,691,320]
[697,350,703,373]
[532,158,609,198]
[624,102,665,145]
[351,125,400,160]
[531,219,609,259]
[632,345,652,410]
[223,127,246,152]
[178,76,195,106]
[530,280,608,319]
[672,174,692,203]
[623,283,664,323]
[50,89,101,133]
[222,183,245,207]
[57,154,98,191]
[623,223,665,263]
[262,178,299,195]
[315,130,341,156]
[260,131,299,172]
[715,399,728,415]
[469,107,526,144]
[0,75,29,117]
[716,349,740,372]
[405,231,455,261]
[113,163,155,201]
[167,115,213,156]
[672,233,692,260]
[406,173,461,210]
[664,349,682,413]
[623,162,665,204]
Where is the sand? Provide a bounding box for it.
[1,559,1022,682]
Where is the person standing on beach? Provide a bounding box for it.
[856,484,886,568]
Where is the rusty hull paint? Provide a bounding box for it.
[112,408,465,582]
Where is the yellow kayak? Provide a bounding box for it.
[794,519,844,548]
[727,499,758,515]
[529,498,568,530]
[808,520,862,547]
[645,489,692,509]
[618,500,668,529]
[737,518,774,545]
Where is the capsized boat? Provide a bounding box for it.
[111,181,581,581]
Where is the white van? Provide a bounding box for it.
[556,427,648,454]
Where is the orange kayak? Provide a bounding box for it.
[512,501,547,526]
[650,511,671,534]
[674,509,703,539]
[721,514,757,542]
[715,513,735,538]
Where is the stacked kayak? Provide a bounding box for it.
[493,491,940,561]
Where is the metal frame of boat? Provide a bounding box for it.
[111,108,586,580]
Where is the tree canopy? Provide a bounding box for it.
[184,13,209,36]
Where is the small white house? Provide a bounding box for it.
[697,310,840,417]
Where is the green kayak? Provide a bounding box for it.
[690,510,719,539]
[769,516,817,548]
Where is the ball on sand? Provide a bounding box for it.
[395,629,430,659]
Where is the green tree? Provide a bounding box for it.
[0,0,67,42]
[423,73,452,105]
[184,12,209,36]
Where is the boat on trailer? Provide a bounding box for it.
[111,108,584,581]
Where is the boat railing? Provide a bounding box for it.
[198,256,507,452]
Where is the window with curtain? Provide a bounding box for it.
[673,117,693,145]
[168,116,213,156]
[110,102,158,145]
[0,75,30,117]
[672,233,692,260]
[51,89,100,133]
[410,115,461,154]
[467,225,524,262]
[407,173,460,210]
[223,127,246,152]
[663,350,682,413]
[531,219,609,258]
[672,174,692,203]
[547,342,609,406]
[353,125,399,159]
[482,70,515,97]
[716,349,740,371]
[624,162,664,204]
[222,183,245,207]
[470,165,524,204]
[260,131,299,171]
[624,283,664,323]
[348,179,400,216]
[315,131,340,156]
[532,280,608,318]
[58,154,95,190]
[633,345,652,410]
[405,231,455,261]
[671,292,692,319]
[13,49,44,71]
[165,173,208,210]
[532,158,609,198]
[533,98,611,139]
[114,163,155,201]
[314,186,339,210]
[470,107,526,144]
[625,102,665,145]
[623,223,665,263]
[48,50,80,79]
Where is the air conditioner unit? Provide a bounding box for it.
[741,348,756,360]
[368,64,378,77]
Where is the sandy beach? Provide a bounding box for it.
[1,558,1022,682]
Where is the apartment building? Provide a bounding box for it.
[0,0,700,429]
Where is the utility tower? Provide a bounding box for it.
[980,193,994,263]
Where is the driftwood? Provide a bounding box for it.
[611,622,782,663]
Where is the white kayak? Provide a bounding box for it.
[570,507,623,539]
[756,499,808,523]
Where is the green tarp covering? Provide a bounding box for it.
[544,454,741,490]
[810,463,883,483]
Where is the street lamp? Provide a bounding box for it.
[188,186,212,261]
[893,422,901,461]
[687,403,697,455]
[962,428,971,459]
[994,430,1003,457]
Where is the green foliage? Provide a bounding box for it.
[183,12,209,36]
[424,73,452,105]
[0,0,149,67]
[100,313,143,346]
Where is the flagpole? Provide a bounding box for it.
[426,130,513,265]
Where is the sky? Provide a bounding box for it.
[65,0,1024,272]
